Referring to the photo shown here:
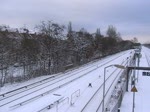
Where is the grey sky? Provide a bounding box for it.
[0,0,150,43]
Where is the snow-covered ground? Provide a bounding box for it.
[0,50,134,112]
[121,46,150,112]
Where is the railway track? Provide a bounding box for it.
[37,58,132,112]
[0,51,129,99]
[144,49,150,67]
[80,61,127,112]
[0,56,114,101]
[0,50,132,110]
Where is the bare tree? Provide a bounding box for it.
[132,37,138,43]
[96,28,101,37]
[68,22,72,34]
[106,25,117,38]
[35,21,65,74]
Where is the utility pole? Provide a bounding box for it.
[137,53,140,82]
[131,86,138,112]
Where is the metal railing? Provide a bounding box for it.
[70,89,80,105]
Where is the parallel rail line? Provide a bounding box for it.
[0,51,126,102]
[0,51,129,108]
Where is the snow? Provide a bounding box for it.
[0,50,134,112]
[120,46,150,112]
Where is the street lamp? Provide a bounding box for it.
[102,64,126,112]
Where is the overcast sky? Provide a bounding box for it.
[0,0,150,43]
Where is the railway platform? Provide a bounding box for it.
[120,47,150,112]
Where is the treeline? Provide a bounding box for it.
[0,21,134,87]
[143,43,150,48]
